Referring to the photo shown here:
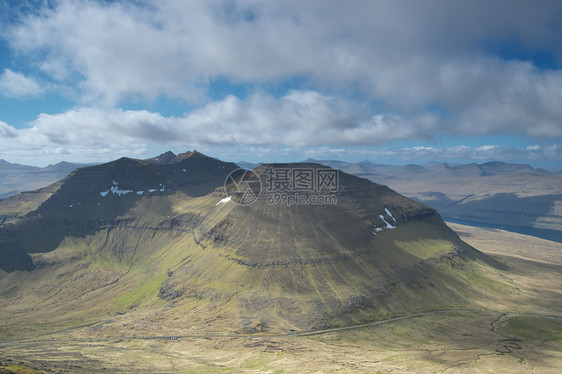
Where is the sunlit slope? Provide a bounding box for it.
[0,159,510,338]
[158,164,507,332]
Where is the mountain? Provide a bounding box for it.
[395,164,431,175]
[302,158,385,176]
[422,161,552,178]
[236,160,261,169]
[146,151,177,164]
[0,159,87,200]
[0,151,239,271]
[0,159,36,170]
[478,161,552,176]
[0,151,507,338]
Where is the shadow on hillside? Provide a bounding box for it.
[0,157,240,272]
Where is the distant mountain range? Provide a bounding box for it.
[0,159,91,200]
[303,159,562,238]
[302,159,556,177]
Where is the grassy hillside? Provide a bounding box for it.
[0,162,512,340]
[1,223,560,373]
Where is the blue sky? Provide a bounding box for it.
[0,0,561,168]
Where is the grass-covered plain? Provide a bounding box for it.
[1,222,560,373]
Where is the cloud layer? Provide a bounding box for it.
[0,97,559,165]
[1,0,561,164]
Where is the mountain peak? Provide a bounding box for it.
[478,161,544,176]
[0,159,37,170]
[257,161,326,170]
[146,151,177,164]
[171,150,207,163]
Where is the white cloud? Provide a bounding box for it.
[0,91,353,160]
[305,144,562,164]
[4,0,561,141]
[1,0,561,166]
[0,120,17,138]
[0,92,559,166]
[0,108,160,163]
[0,69,44,97]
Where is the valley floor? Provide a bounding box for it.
[1,223,561,373]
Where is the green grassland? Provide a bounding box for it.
[0,220,560,372]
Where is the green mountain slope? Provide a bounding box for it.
[0,154,510,339]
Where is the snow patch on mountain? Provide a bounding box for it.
[379,215,396,229]
[373,208,398,235]
[216,196,232,205]
[385,208,396,222]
